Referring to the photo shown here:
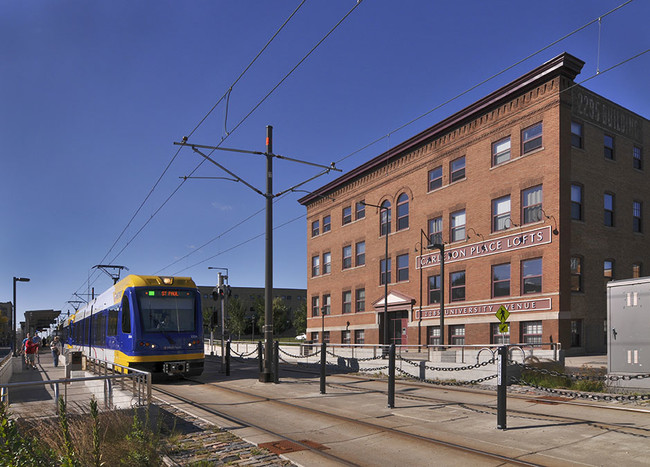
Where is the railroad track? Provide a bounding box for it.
[153,377,543,466]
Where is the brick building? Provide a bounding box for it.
[299,53,648,355]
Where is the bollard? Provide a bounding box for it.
[257,341,263,375]
[320,342,327,394]
[497,345,508,430]
[387,343,395,408]
[226,340,231,376]
[273,340,279,384]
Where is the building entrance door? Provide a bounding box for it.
[390,315,408,345]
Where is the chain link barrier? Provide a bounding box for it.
[510,361,650,382]
[399,355,496,372]
[325,348,387,362]
[278,346,321,359]
[509,361,650,401]
[230,348,259,359]
[395,367,497,386]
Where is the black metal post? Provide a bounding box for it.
[497,345,508,429]
[387,343,395,408]
[320,342,327,394]
[257,340,263,374]
[273,340,279,384]
[226,339,231,376]
[12,277,29,356]
[260,125,274,383]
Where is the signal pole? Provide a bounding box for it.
[175,126,340,382]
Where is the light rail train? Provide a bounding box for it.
[62,275,204,377]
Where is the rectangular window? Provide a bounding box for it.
[356,201,365,220]
[107,308,118,336]
[571,256,582,292]
[491,323,510,344]
[492,196,511,231]
[342,290,352,314]
[342,330,351,344]
[522,122,542,154]
[311,220,319,237]
[323,252,331,274]
[342,245,352,269]
[633,146,643,170]
[450,325,465,345]
[492,263,511,297]
[428,216,443,246]
[311,255,320,277]
[312,331,319,343]
[397,254,409,282]
[633,201,642,233]
[522,258,542,294]
[521,321,542,344]
[604,193,614,227]
[450,210,466,242]
[355,288,365,312]
[323,331,330,344]
[427,326,441,346]
[323,215,331,233]
[355,241,365,266]
[428,166,443,191]
[380,258,392,285]
[322,294,331,315]
[450,156,466,182]
[522,185,542,224]
[450,271,466,302]
[604,260,614,281]
[571,184,583,220]
[342,206,352,225]
[571,121,583,148]
[492,137,511,166]
[633,263,642,278]
[428,275,440,304]
[604,134,614,160]
[312,296,320,317]
[354,329,365,344]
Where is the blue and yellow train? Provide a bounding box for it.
[62,275,204,377]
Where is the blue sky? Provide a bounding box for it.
[1,1,648,326]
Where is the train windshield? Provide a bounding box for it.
[136,289,196,333]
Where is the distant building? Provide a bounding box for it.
[299,53,648,355]
[0,302,12,346]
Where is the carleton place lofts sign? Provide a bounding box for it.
[416,226,552,269]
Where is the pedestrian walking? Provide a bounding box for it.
[21,333,31,367]
[51,336,62,367]
[24,336,38,369]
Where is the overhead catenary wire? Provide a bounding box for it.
[68,1,311,301]
[147,1,639,277]
[162,49,649,279]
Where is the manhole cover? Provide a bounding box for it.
[259,439,328,454]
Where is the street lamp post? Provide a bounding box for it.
[361,201,390,354]
[12,277,30,356]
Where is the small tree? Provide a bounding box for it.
[256,297,289,335]
[293,301,307,334]
[226,297,247,340]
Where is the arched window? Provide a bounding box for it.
[380,200,391,236]
[397,193,409,231]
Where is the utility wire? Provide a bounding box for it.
[335,0,634,165]
[101,1,363,269]
[70,0,309,300]
[166,49,649,278]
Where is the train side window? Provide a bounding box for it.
[108,307,118,336]
[121,296,131,334]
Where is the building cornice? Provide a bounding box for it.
[299,52,584,206]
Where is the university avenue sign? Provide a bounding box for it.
[416,226,552,269]
[415,297,552,319]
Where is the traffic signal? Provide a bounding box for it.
[211,285,231,300]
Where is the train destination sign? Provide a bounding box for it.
[415,297,551,319]
[416,226,551,269]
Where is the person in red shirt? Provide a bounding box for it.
[24,337,38,369]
